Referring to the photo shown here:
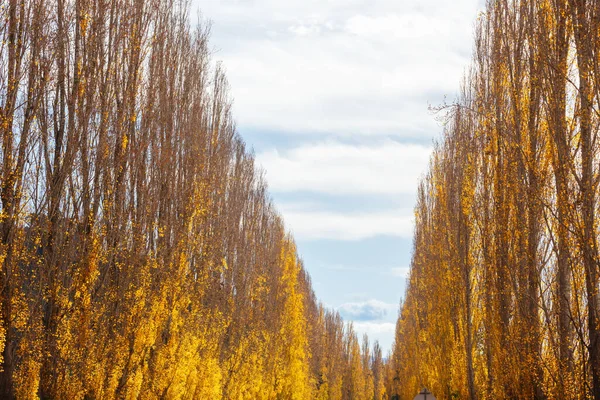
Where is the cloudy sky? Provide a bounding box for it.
[193,0,485,353]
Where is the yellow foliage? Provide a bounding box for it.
[0,0,383,397]
[273,238,312,400]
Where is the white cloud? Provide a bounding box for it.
[352,321,396,335]
[390,266,411,278]
[265,138,424,239]
[344,13,455,40]
[279,205,413,240]
[351,321,397,354]
[193,0,483,136]
[338,299,397,321]
[257,140,431,195]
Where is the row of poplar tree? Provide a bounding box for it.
[0,0,391,398]
[387,0,600,399]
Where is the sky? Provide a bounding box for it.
[192,0,485,354]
